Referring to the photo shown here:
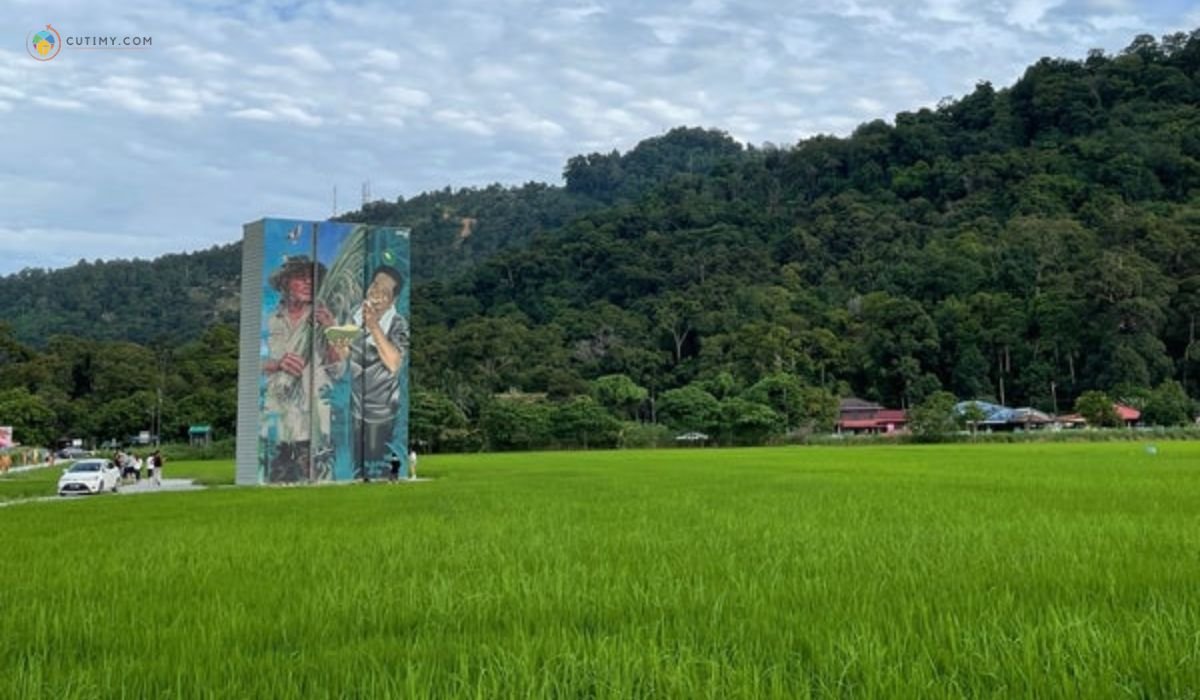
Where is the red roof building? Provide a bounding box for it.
[1114,404,1141,423]
[1057,404,1141,428]
[837,399,908,434]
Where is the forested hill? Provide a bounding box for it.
[341,127,744,281]
[412,30,1200,413]
[0,244,243,345]
[0,128,741,347]
[1,29,1199,447]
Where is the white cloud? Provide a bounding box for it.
[31,96,86,111]
[638,16,690,45]
[245,63,315,85]
[633,97,702,125]
[276,44,333,72]
[505,114,567,140]
[724,114,761,142]
[1085,0,1129,9]
[361,48,402,70]
[784,66,834,95]
[688,0,726,14]
[126,141,175,162]
[1086,14,1143,32]
[826,1,899,29]
[554,4,606,23]
[852,97,886,115]
[433,109,495,136]
[171,44,233,69]
[560,68,634,97]
[596,108,653,137]
[275,105,323,127]
[776,18,829,60]
[231,104,322,127]
[82,75,207,119]
[470,63,521,84]
[379,85,432,108]
[921,0,974,23]
[230,108,277,121]
[1005,0,1067,30]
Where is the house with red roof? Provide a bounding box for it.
[836,398,908,434]
[1114,403,1141,426]
[1057,403,1141,428]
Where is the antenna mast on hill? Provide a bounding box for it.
[332,185,338,217]
[362,180,371,207]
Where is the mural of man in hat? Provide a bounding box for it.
[261,255,338,482]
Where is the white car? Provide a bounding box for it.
[57,459,121,496]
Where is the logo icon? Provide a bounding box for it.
[27,24,61,61]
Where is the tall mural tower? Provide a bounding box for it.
[236,219,411,485]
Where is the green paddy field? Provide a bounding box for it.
[2,443,1198,698]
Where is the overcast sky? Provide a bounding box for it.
[2,0,1197,276]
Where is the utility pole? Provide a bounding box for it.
[155,386,162,447]
[153,345,169,447]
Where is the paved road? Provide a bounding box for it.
[6,462,55,475]
[0,471,428,507]
[0,477,202,508]
[115,478,203,494]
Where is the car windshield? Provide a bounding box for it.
[68,461,104,473]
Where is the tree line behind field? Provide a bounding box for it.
[2,30,1200,450]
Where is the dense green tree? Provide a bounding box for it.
[479,399,552,451]
[410,391,469,453]
[94,393,155,444]
[552,396,621,448]
[695,371,739,401]
[742,373,807,430]
[1075,391,1121,427]
[0,388,57,447]
[168,388,234,442]
[718,398,782,445]
[855,293,940,407]
[590,374,648,421]
[959,402,989,439]
[796,386,840,433]
[908,391,960,441]
[657,385,720,434]
[1142,381,1194,426]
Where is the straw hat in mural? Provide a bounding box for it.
[269,255,327,292]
